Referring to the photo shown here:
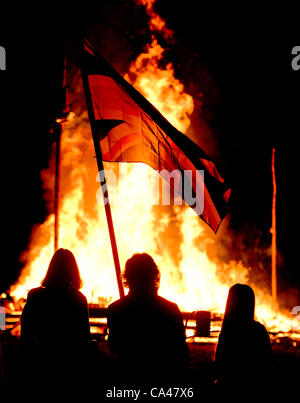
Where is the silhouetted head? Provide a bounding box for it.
[123,253,160,296]
[41,248,82,290]
[222,283,255,328]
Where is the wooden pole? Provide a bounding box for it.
[54,123,62,251]
[54,42,68,252]
[91,140,125,299]
[80,66,125,299]
[271,148,277,305]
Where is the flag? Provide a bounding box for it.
[80,40,231,233]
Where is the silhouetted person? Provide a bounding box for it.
[21,248,91,386]
[107,253,189,382]
[214,284,272,386]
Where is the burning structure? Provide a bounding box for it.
[4,0,300,339]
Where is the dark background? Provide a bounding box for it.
[0,1,299,303]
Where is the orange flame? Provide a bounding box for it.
[138,0,174,39]
[8,1,300,338]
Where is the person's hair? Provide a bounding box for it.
[222,283,255,329]
[123,253,160,293]
[41,248,83,290]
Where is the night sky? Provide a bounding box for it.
[1,1,299,304]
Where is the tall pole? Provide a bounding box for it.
[90,138,125,299]
[54,123,62,252]
[271,148,277,305]
[54,42,68,252]
[80,64,125,299]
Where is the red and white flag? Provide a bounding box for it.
[81,40,231,232]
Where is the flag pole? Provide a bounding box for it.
[80,63,125,299]
[271,148,277,305]
[54,123,62,252]
[53,41,69,252]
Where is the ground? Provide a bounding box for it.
[1,333,299,396]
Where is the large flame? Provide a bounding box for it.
[9,1,299,337]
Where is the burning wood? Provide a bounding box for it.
[4,0,300,341]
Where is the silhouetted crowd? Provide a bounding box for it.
[19,248,273,392]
